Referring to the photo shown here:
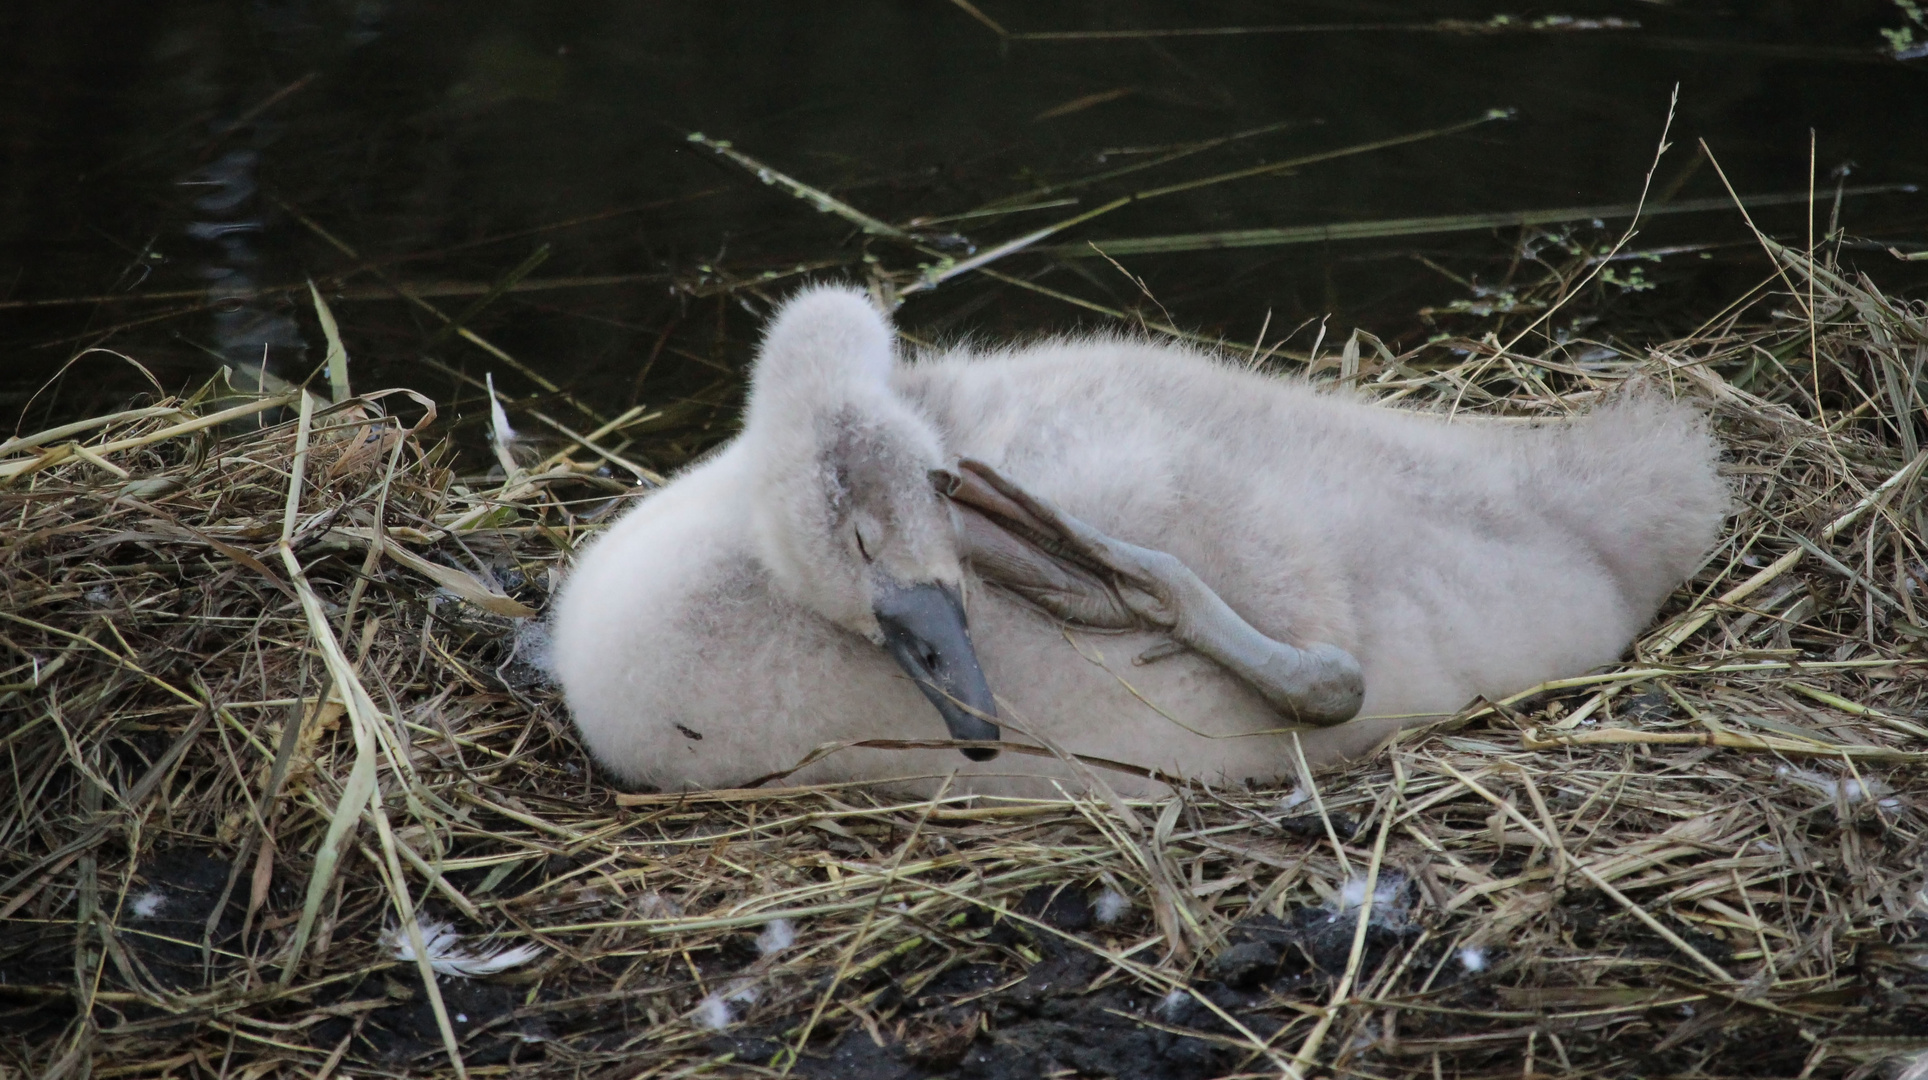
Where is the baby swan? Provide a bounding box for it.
[554,286,1727,798]
[555,287,1000,788]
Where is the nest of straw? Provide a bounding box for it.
[2,243,1925,1080]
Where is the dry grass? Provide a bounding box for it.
[1,229,1926,1080]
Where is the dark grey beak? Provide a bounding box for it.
[873,581,1001,761]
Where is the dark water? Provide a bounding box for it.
[2,1,1924,463]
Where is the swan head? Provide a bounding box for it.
[741,286,1000,759]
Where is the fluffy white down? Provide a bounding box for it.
[552,286,1727,798]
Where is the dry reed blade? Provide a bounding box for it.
[1034,184,1917,259]
[307,280,352,404]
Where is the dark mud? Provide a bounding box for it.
[1,848,250,1042]
[307,968,550,1069]
[700,884,1424,1080]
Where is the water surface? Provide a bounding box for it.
[2,0,1923,462]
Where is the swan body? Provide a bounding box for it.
[552,287,1726,797]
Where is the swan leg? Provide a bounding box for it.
[950,459,1365,726]
[1133,639,1189,665]
[951,500,1138,629]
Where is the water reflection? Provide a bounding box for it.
[182,147,305,387]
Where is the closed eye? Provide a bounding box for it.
[855,528,874,562]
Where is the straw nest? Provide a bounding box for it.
[2,241,1926,1080]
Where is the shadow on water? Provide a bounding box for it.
[1,0,1924,469]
